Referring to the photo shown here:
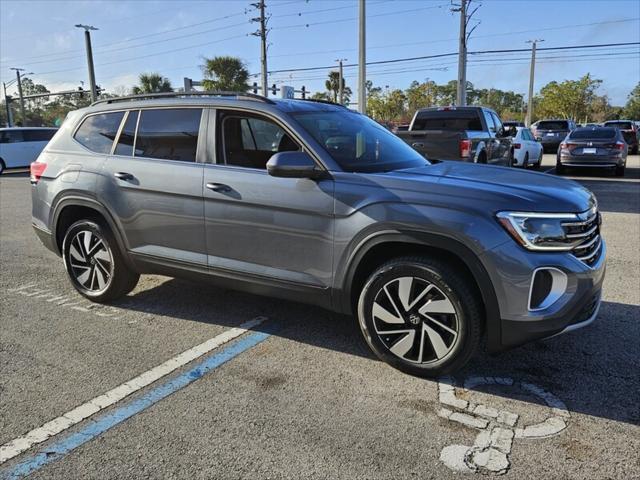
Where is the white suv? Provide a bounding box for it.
[0,127,58,174]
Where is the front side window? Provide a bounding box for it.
[292,110,429,173]
[1,130,25,144]
[74,112,124,153]
[490,112,503,133]
[482,110,496,132]
[220,112,300,169]
[135,108,202,162]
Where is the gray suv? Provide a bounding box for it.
[31,93,606,377]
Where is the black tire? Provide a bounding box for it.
[477,151,487,164]
[532,151,542,170]
[0,159,5,175]
[523,153,529,169]
[556,157,565,175]
[615,164,625,177]
[632,145,638,155]
[357,256,483,377]
[62,219,139,302]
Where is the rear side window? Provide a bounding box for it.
[23,129,57,142]
[135,108,202,162]
[114,110,139,157]
[569,128,616,139]
[537,121,569,130]
[74,112,125,153]
[412,110,483,131]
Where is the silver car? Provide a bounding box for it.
[30,93,605,377]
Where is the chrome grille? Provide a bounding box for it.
[562,208,602,267]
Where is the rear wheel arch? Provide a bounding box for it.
[339,231,502,352]
[52,196,132,269]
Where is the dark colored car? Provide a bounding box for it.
[396,106,511,165]
[603,120,638,154]
[532,119,577,153]
[556,127,627,176]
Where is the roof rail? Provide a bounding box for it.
[91,91,276,106]
[298,98,349,108]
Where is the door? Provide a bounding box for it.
[97,108,207,265]
[0,129,28,168]
[489,111,510,165]
[203,109,334,288]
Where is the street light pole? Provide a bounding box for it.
[9,68,26,125]
[358,0,366,113]
[456,0,467,106]
[525,39,543,127]
[75,24,99,102]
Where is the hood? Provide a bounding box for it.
[364,162,595,214]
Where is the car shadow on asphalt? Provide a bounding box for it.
[112,280,639,426]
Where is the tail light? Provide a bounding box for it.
[513,143,521,149]
[30,161,47,184]
[460,139,472,158]
[559,143,577,152]
[614,141,625,150]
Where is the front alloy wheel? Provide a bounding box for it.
[358,257,482,377]
[371,277,459,364]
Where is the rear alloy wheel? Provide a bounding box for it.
[62,219,139,302]
[357,257,482,377]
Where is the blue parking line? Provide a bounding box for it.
[1,330,271,480]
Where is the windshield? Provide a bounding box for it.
[537,121,569,130]
[570,128,616,139]
[292,110,429,173]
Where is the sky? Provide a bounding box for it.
[1,0,639,105]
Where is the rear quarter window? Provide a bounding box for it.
[74,112,125,153]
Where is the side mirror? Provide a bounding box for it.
[266,151,324,179]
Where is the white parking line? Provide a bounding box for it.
[0,316,268,464]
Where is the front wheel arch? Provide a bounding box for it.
[338,232,502,352]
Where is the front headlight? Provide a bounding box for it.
[496,211,582,251]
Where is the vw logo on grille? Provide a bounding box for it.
[409,313,422,325]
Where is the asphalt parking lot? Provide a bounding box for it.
[1,155,638,479]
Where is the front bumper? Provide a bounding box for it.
[481,237,606,350]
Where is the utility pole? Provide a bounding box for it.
[335,58,347,104]
[453,0,480,106]
[456,0,467,106]
[525,39,543,127]
[75,24,99,102]
[251,1,269,97]
[358,0,366,113]
[2,82,13,127]
[9,68,26,125]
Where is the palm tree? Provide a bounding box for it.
[132,73,173,94]
[324,71,352,104]
[202,56,250,92]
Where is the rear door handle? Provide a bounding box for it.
[114,172,134,181]
[411,142,424,148]
[206,182,231,192]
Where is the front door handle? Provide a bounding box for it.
[411,142,425,148]
[206,182,231,192]
[114,172,134,181]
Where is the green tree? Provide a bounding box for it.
[405,80,438,118]
[310,92,330,101]
[132,73,172,94]
[536,74,602,121]
[202,56,249,91]
[324,71,352,104]
[623,82,640,119]
[367,88,407,123]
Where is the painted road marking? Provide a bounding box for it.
[0,316,268,465]
[1,329,271,479]
[7,283,121,319]
[437,376,570,475]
